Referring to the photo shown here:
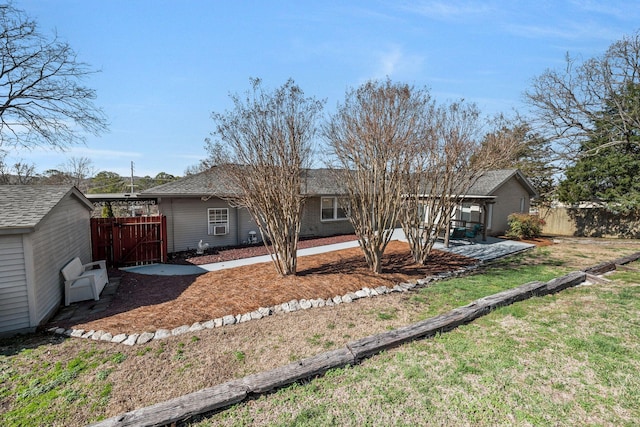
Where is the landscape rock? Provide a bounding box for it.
[214,318,224,327]
[342,294,353,303]
[136,332,154,344]
[91,330,105,340]
[332,296,342,304]
[189,322,204,331]
[222,315,236,326]
[299,299,312,309]
[202,320,216,329]
[250,311,263,320]
[239,313,252,323]
[123,334,139,346]
[111,334,127,343]
[100,332,113,342]
[70,329,84,338]
[154,329,171,340]
[171,325,190,336]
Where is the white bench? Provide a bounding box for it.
[61,258,109,306]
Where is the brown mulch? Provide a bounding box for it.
[59,240,476,335]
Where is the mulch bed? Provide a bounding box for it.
[55,240,476,335]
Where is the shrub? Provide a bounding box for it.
[506,213,545,240]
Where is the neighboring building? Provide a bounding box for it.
[140,168,354,253]
[0,186,94,336]
[141,167,537,253]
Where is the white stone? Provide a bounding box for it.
[239,313,252,323]
[332,296,342,304]
[258,307,271,316]
[137,332,154,344]
[342,294,353,303]
[91,330,105,340]
[111,334,128,343]
[122,334,139,346]
[250,311,263,320]
[202,320,216,329]
[100,332,113,342]
[214,318,224,327]
[154,329,171,340]
[222,315,236,326]
[299,299,312,309]
[171,325,190,336]
[288,300,300,311]
[375,286,389,294]
[317,298,326,308]
[70,329,85,338]
[189,322,204,331]
[326,299,335,307]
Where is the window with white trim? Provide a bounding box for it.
[321,197,347,221]
[208,208,229,235]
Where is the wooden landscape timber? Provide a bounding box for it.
[90,251,640,427]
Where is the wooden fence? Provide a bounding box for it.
[91,216,167,267]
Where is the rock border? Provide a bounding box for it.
[48,264,481,345]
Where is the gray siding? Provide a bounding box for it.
[301,197,354,237]
[491,178,530,235]
[0,235,29,334]
[159,197,256,252]
[31,193,92,325]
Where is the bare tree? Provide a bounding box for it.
[0,4,107,150]
[10,159,36,184]
[211,78,324,276]
[526,30,640,161]
[184,139,231,175]
[324,79,433,274]
[400,107,524,264]
[62,156,95,191]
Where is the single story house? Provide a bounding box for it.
[141,167,536,253]
[0,186,94,336]
[140,168,354,253]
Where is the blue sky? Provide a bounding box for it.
[7,0,640,177]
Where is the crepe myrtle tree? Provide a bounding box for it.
[211,78,324,276]
[324,79,433,274]
[0,4,107,149]
[400,107,525,264]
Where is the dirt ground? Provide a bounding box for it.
[54,239,476,335]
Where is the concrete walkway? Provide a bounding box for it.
[121,230,534,276]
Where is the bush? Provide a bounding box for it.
[506,213,545,240]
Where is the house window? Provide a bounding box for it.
[208,208,229,235]
[321,197,347,221]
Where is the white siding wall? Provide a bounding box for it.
[0,235,29,334]
[31,194,92,325]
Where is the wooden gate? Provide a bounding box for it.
[91,216,168,267]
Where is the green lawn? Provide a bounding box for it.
[193,262,640,426]
[1,250,639,426]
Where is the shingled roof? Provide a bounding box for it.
[141,167,535,199]
[0,186,93,233]
[141,167,345,197]
[467,169,537,197]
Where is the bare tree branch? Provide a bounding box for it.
[0,4,107,150]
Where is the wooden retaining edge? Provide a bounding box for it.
[583,251,640,275]
[90,252,640,427]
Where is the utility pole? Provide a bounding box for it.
[130,161,135,193]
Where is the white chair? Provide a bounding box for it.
[61,258,109,306]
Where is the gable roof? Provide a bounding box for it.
[0,185,93,234]
[141,167,344,197]
[467,169,537,197]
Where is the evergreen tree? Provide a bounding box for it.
[558,84,640,212]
